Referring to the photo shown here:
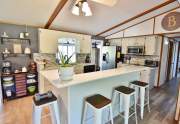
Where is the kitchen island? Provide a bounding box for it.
[40,65,152,124]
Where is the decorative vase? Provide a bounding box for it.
[59,66,74,81]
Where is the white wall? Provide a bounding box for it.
[124,19,154,37]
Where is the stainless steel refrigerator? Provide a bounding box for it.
[102,46,117,70]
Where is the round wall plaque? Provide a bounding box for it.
[161,12,180,31]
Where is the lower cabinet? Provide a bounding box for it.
[1,72,39,101]
[140,68,158,89]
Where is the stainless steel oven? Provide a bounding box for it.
[127,46,144,55]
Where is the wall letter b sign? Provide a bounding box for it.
[161,12,180,31]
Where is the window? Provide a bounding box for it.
[57,38,76,63]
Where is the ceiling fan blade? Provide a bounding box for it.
[90,0,117,6]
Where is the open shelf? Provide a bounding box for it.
[1,37,31,45]
[1,71,38,102]
[1,53,32,60]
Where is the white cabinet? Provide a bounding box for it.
[145,36,162,56]
[78,35,91,53]
[39,29,59,53]
[122,38,129,54]
[38,28,92,54]
[109,39,122,46]
[135,37,145,46]
[140,68,158,89]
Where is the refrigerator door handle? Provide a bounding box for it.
[106,52,109,63]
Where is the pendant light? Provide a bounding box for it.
[82,0,92,16]
[72,4,80,16]
[72,0,92,16]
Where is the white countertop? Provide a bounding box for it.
[40,65,152,89]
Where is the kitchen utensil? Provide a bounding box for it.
[27,79,36,84]
[3,83,14,87]
[14,70,20,73]
[1,32,8,37]
[27,74,36,78]
[2,61,11,67]
[6,90,12,97]
[3,48,10,54]
[24,32,29,37]
[24,47,31,54]
[27,86,36,94]
[2,68,11,74]
[22,67,27,72]
[3,77,13,81]
[19,33,25,38]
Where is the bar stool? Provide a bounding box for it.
[82,94,114,124]
[129,81,150,119]
[112,86,138,124]
[32,92,60,124]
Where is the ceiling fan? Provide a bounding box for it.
[71,0,117,16]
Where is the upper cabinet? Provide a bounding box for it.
[145,36,162,56]
[78,34,92,53]
[116,35,162,55]
[38,28,91,54]
[109,39,122,46]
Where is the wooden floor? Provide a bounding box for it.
[0,78,179,124]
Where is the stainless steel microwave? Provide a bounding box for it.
[127,46,144,55]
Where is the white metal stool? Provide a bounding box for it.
[129,81,150,120]
[32,93,60,124]
[112,86,138,124]
[82,94,114,124]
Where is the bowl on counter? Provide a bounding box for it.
[27,86,36,94]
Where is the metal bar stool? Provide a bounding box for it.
[82,94,114,124]
[32,91,61,124]
[112,86,138,124]
[129,81,150,119]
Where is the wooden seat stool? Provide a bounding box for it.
[112,86,138,124]
[82,94,114,124]
[129,81,150,119]
[32,92,60,124]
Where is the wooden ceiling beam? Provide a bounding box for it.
[96,0,177,36]
[44,0,68,29]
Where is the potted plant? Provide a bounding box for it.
[58,52,74,81]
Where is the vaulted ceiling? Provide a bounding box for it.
[0,0,179,36]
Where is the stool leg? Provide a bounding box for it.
[135,87,139,104]
[124,95,130,124]
[109,104,114,124]
[119,94,122,113]
[140,87,145,120]
[134,94,138,124]
[147,87,151,113]
[82,102,88,124]
[112,90,117,109]
[50,101,60,124]
[33,106,42,124]
[50,104,56,124]
[94,108,102,124]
